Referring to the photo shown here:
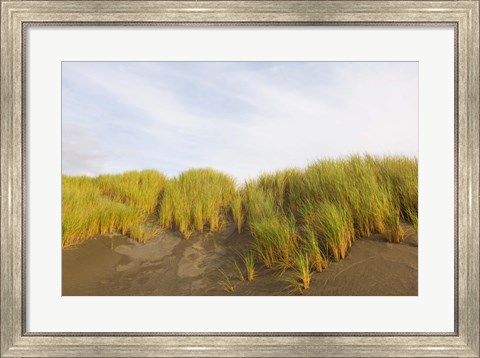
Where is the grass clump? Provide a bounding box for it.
[63,154,417,292]
[244,186,299,269]
[250,213,298,269]
[231,193,244,234]
[367,155,418,228]
[159,168,235,238]
[232,251,256,283]
[62,176,147,247]
[257,168,303,209]
[242,184,279,223]
[242,250,256,281]
[62,170,167,248]
[384,207,405,243]
[240,155,417,289]
[302,227,329,272]
[285,252,313,294]
[218,269,235,293]
[96,170,167,213]
[233,260,245,281]
[294,157,388,239]
[407,208,418,231]
[299,201,354,262]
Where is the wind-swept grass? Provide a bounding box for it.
[159,168,235,238]
[250,214,299,269]
[284,252,313,294]
[407,208,418,231]
[257,168,303,209]
[218,269,235,293]
[240,155,417,275]
[62,170,167,248]
[233,260,245,281]
[243,186,299,269]
[231,194,244,234]
[366,155,418,227]
[384,207,405,243]
[299,201,355,262]
[96,170,167,213]
[302,227,329,272]
[293,157,389,239]
[242,184,279,223]
[63,155,417,293]
[242,250,256,281]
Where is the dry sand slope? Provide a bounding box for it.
[62,224,417,296]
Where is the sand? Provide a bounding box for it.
[62,224,417,296]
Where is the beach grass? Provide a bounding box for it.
[233,260,245,281]
[63,155,418,284]
[366,155,418,225]
[284,252,313,294]
[96,170,167,213]
[159,168,236,238]
[236,155,417,272]
[218,269,235,293]
[302,226,329,272]
[62,170,167,248]
[231,193,244,234]
[249,206,299,269]
[299,200,354,262]
[242,250,256,281]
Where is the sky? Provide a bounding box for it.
[62,62,418,182]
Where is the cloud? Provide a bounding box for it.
[62,62,418,181]
[62,124,108,176]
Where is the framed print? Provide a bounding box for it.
[1,1,479,357]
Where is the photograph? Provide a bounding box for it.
[61,61,419,296]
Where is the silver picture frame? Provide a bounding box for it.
[1,1,479,356]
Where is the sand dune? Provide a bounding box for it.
[62,224,417,296]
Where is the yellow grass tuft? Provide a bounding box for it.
[231,194,244,234]
[62,170,166,248]
[159,168,235,238]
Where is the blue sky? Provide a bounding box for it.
[62,62,418,182]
